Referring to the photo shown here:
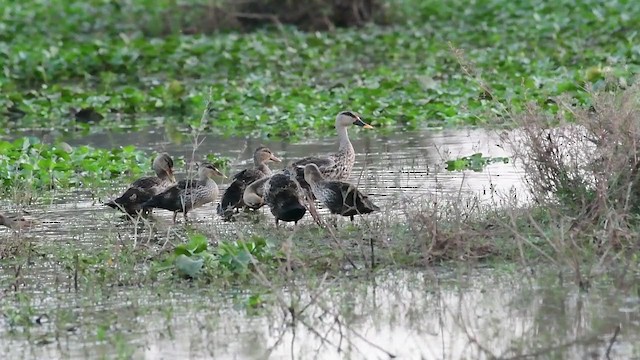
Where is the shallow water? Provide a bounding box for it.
[1,269,638,359]
[4,127,635,359]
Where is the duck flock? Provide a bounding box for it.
[104,111,380,227]
[0,111,379,231]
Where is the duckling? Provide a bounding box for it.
[218,147,281,219]
[0,211,38,231]
[303,164,379,221]
[105,153,176,215]
[288,111,373,221]
[263,170,306,227]
[142,162,225,223]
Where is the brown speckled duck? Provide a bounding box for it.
[217,147,281,219]
[0,211,38,231]
[142,162,225,223]
[263,170,306,227]
[105,153,176,215]
[289,111,373,221]
[242,176,270,210]
[303,164,379,221]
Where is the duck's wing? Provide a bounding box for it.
[105,187,154,212]
[340,182,380,216]
[130,176,161,189]
[233,169,264,184]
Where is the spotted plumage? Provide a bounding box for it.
[143,162,225,223]
[105,153,176,215]
[303,164,379,221]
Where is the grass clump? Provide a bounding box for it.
[507,82,640,253]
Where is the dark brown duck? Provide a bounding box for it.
[303,164,379,221]
[104,153,176,215]
[217,146,281,219]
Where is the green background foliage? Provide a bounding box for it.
[2,0,638,138]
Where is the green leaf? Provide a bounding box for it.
[175,254,203,279]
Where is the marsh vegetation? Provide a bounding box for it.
[2,0,640,359]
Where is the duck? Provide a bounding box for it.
[263,170,307,227]
[142,162,225,223]
[242,176,270,210]
[0,210,38,231]
[105,153,176,215]
[303,164,379,221]
[217,146,281,219]
[288,111,373,221]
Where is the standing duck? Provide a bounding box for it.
[142,162,225,223]
[105,153,176,215]
[289,111,373,220]
[217,147,281,219]
[0,211,38,231]
[263,170,307,227]
[303,164,379,221]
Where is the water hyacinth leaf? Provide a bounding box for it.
[175,254,203,279]
[175,233,209,257]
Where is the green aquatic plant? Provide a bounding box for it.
[446,153,510,172]
[1,0,638,138]
[0,137,231,192]
[154,232,281,280]
[0,137,148,190]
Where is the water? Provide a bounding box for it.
[1,270,638,359]
[2,127,637,359]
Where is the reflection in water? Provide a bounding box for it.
[0,270,637,359]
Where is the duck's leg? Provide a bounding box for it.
[183,211,189,223]
[275,218,279,228]
[350,215,354,222]
[172,212,177,224]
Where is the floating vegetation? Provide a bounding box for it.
[446,153,510,172]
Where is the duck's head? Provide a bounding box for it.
[254,146,281,164]
[335,111,373,129]
[302,164,325,183]
[153,153,176,182]
[198,162,226,179]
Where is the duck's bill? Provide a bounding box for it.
[353,118,374,129]
[270,155,282,162]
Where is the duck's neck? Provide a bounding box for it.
[337,125,354,154]
[305,170,324,185]
[256,163,272,176]
[198,172,215,186]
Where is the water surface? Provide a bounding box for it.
[4,128,633,360]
